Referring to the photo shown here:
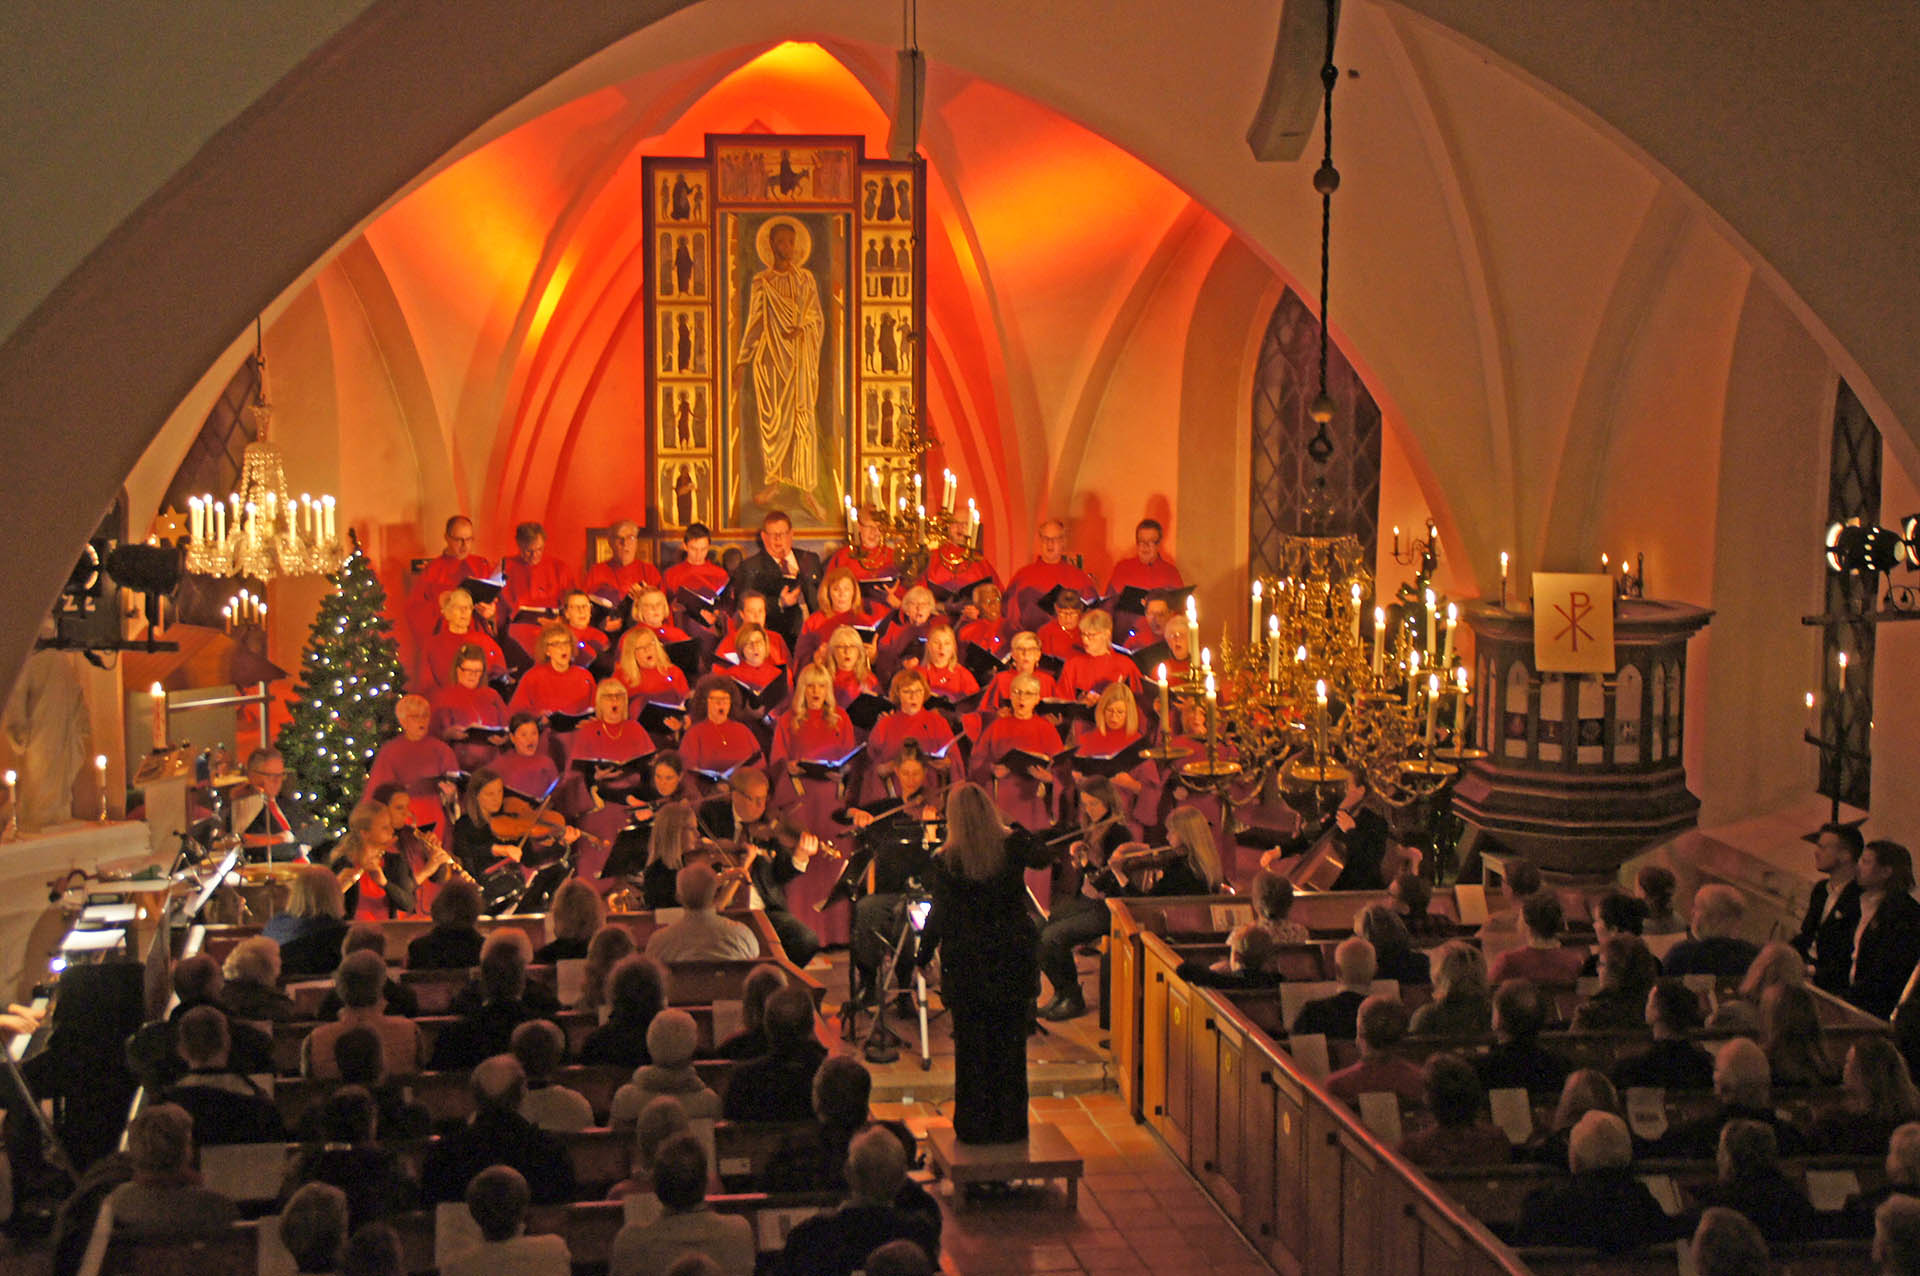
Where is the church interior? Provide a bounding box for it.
[3,2,1920,1274]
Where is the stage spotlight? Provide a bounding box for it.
[1825,518,1905,574]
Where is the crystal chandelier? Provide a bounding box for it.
[184,324,348,583]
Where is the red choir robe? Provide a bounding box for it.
[1005,559,1097,631]
[957,617,1013,658]
[1056,649,1145,701]
[979,668,1058,719]
[1106,555,1184,602]
[566,623,611,668]
[1036,619,1088,664]
[509,664,597,718]
[861,709,957,802]
[406,552,493,646]
[500,554,575,652]
[767,710,862,942]
[662,559,731,638]
[582,558,664,638]
[616,664,691,707]
[363,734,458,839]
[566,719,657,865]
[679,720,763,784]
[429,683,510,772]
[716,624,792,667]
[726,661,791,745]
[825,544,901,585]
[922,664,981,704]
[921,545,1000,612]
[794,606,882,670]
[875,618,934,682]
[971,714,1064,832]
[492,748,560,801]
[831,669,881,713]
[415,626,508,693]
[1070,726,1162,828]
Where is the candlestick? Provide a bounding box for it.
[1424,589,1438,659]
[150,682,167,750]
[1499,551,1510,608]
[1267,614,1281,683]
[95,754,108,822]
[1250,580,1263,646]
[1424,673,1441,754]
[1314,679,1329,764]
[1371,607,1385,678]
[1407,649,1421,707]
[1349,582,1363,645]
[1442,603,1458,667]
[1454,668,1469,744]
[1157,663,1171,728]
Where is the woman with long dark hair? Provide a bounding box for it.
[922,782,1053,1147]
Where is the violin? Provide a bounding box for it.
[1105,841,1187,891]
[490,792,571,844]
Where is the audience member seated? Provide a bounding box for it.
[1704,942,1805,1034]
[774,1127,941,1276]
[714,964,787,1059]
[282,1086,418,1230]
[610,1133,755,1276]
[760,1057,935,1236]
[421,1055,577,1205]
[430,930,549,1070]
[1760,983,1839,1087]
[406,878,486,970]
[220,935,296,1022]
[863,1241,934,1276]
[305,950,426,1080]
[1849,840,1920,1019]
[1637,864,1687,936]
[442,1166,571,1276]
[645,863,761,962]
[1487,894,1584,987]
[1177,924,1285,989]
[1390,872,1452,939]
[1843,1122,1920,1236]
[1475,980,1572,1096]
[1579,891,1650,976]
[127,953,274,1086]
[1525,1069,1622,1168]
[343,1222,405,1276]
[105,1104,238,1238]
[294,1026,432,1142]
[1515,1111,1678,1253]
[1655,1037,1810,1159]
[1409,941,1492,1037]
[1477,859,1543,944]
[580,955,671,1068]
[1252,870,1309,944]
[537,878,605,964]
[1880,1196,1920,1276]
[1682,1119,1818,1245]
[612,1009,720,1127]
[1663,884,1762,978]
[722,986,827,1124]
[514,1019,595,1132]
[1356,903,1429,985]
[271,865,354,977]
[1399,1053,1510,1168]
[1326,996,1425,1108]
[160,1005,286,1145]
[1814,1037,1920,1154]
[317,924,421,1019]
[580,924,640,1014]
[1571,935,1662,1032]
[1689,1206,1770,1276]
[279,1183,349,1276]
[609,1097,692,1200]
[1610,978,1715,1092]
[1292,937,1374,1040]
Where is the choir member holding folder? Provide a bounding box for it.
[971,672,1064,831]
[769,663,862,942]
[680,676,764,788]
[509,624,598,721]
[415,588,507,693]
[431,646,511,772]
[862,669,958,801]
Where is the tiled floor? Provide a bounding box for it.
[881,1092,1277,1276]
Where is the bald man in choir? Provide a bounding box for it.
[364,695,459,840]
[1005,518,1098,632]
[228,747,319,862]
[581,520,663,636]
[500,521,576,655]
[406,515,494,648]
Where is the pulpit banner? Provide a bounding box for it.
[1531,573,1615,673]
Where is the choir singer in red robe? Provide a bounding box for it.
[1005,518,1097,632]
[509,623,598,722]
[581,520,663,635]
[405,515,494,650]
[971,672,1064,831]
[363,695,459,840]
[415,588,507,693]
[500,521,575,655]
[430,646,510,772]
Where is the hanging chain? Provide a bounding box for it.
[1307,0,1340,464]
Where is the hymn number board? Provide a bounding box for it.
[643,135,925,538]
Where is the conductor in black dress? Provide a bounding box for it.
[730,510,823,652]
[920,782,1053,1146]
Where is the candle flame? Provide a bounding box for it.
[1157,662,1168,687]
[1350,582,1362,603]
[1294,645,1306,663]
[94,754,107,768]
[1839,652,1849,669]
[1429,672,1441,694]
[1373,606,1385,626]
[1805,691,1815,708]
[1315,679,1327,704]
[1446,603,1458,624]
[1457,668,1470,691]
[1500,551,1510,571]
[1204,673,1217,700]
[1268,614,1279,635]
[1251,580,1263,601]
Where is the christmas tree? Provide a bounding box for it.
[276,544,406,836]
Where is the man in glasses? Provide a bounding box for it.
[228,747,318,862]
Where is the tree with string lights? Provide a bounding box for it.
[275,542,406,836]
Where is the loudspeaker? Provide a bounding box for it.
[887,48,925,162]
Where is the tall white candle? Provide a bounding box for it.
[1314,679,1329,762]
[3,769,14,822]
[95,754,108,821]
[1424,673,1441,752]
[1372,607,1385,677]
[150,682,167,750]
[1250,580,1263,646]
[1156,664,1170,727]
[322,496,336,541]
[1204,673,1218,748]
[1839,651,1849,692]
[1805,690,1815,734]
[1267,613,1281,682]
[1407,649,1421,707]
[1424,589,1438,658]
[214,500,227,543]
[1442,603,1458,667]
[1500,551,1510,608]
[1454,668,1469,744]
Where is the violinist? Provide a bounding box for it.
[509,622,597,720]
[1035,776,1135,1021]
[680,677,764,785]
[597,751,695,888]
[430,646,510,772]
[795,566,878,669]
[452,766,563,882]
[840,747,943,1006]
[636,800,703,910]
[568,679,657,847]
[821,625,881,712]
[493,712,560,797]
[613,626,691,707]
[369,782,459,915]
[876,585,939,682]
[971,671,1063,830]
[414,587,507,693]
[1095,804,1224,898]
[862,668,956,802]
[695,767,823,967]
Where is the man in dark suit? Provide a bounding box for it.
[228,747,320,862]
[774,1126,941,1275]
[730,509,821,651]
[721,987,828,1124]
[1291,937,1374,1040]
[1794,822,1864,995]
[159,1005,286,1146]
[1848,840,1920,1019]
[421,1055,575,1205]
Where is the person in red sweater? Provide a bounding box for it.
[724,624,790,733]
[679,676,763,786]
[558,590,610,669]
[405,515,494,649]
[429,646,510,772]
[767,663,861,941]
[957,582,1013,659]
[795,566,877,669]
[499,521,575,655]
[613,627,691,708]
[492,713,559,798]
[1071,684,1160,824]
[876,585,939,682]
[919,625,981,710]
[567,679,658,853]
[661,522,731,646]
[581,520,663,637]
[1325,996,1427,1108]
[716,592,793,668]
[979,631,1058,720]
[1056,608,1143,704]
[822,626,881,713]
[363,694,459,838]
[862,668,957,801]
[1035,590,1089,665]
[509,623,597,722]
[415,588,508,693]
[970,672,1064,830]
[1488,893,1587,986]
[1105,517,1183,631]
[1005,518,1098,632]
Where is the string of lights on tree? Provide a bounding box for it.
[275,537,404,836]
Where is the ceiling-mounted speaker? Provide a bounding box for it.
[1246,0,1340,162]
[888,47,926,162]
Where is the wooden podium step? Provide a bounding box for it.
[925,1121,1083,1211]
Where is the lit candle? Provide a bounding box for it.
[1838,651,1848,692]
[1601,552,1609,573]
[1392,526,1402,556]
[1407,648,1421,707]
[1267,613,1281,683]
[1185,597,1200,680]
[150,682,167,750]
[1295,644,1306,669]
[1454,667,1469,744]
[1156,663,1171,728]
[189,496,203,543]
[1442,603,1458,667]
[916,503,926,523]
[1314,679,1329,763]
[843,497,857,542]
[1349,582,1363,644]
[1424,673,1441,752]
[222,604,232,633]
[1499,551,1510,608]
[258,602,267,626]
[214,498,227,543]
[967,499,980,549]
[1204,672,1218,747]
[1201,647,1212,677]
[95,754,108,822]
[1424,589,1438,658]
[942,469,956,515]
[3,769,14,821]
[1805,690,1816,735]
[228,493,239,537]
[1372,607,1385,677]
[1250,580,1263,645]
[322,495,336,541]
[913,472,923,510]
[867,465,880,506]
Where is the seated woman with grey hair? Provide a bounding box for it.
[1516,1111,1680,1253]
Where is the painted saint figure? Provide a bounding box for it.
[735,217,825,517]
